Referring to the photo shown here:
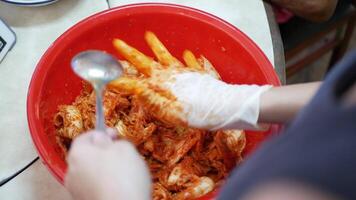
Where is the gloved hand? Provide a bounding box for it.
[164,72,272,130]
[65,130,151,200]
[109,32,272,131]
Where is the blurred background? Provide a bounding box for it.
[267,0,356,84]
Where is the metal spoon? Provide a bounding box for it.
[71,50,123,132]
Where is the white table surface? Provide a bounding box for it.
[0,0,275,199]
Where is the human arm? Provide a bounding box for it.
[266,0,338,22]
[107,32,320,131]
[259,82,321,123]
[164,75,321,130]
[111,70,321,130]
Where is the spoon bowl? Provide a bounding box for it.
[71,50,123,84]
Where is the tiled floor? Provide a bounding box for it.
[287,28,356,84]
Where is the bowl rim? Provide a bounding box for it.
[27,2,281,185]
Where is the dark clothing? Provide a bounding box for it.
[218,51,356,200]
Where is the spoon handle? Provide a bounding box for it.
[94,85,106,132]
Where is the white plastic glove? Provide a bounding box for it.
[111,70,272,131]
[164,72,272,130]
[65,130,151,200]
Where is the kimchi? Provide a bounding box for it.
[54,31,246,200]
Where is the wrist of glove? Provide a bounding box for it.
[165,72,272,130]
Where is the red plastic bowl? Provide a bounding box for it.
[27,3,280,199]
